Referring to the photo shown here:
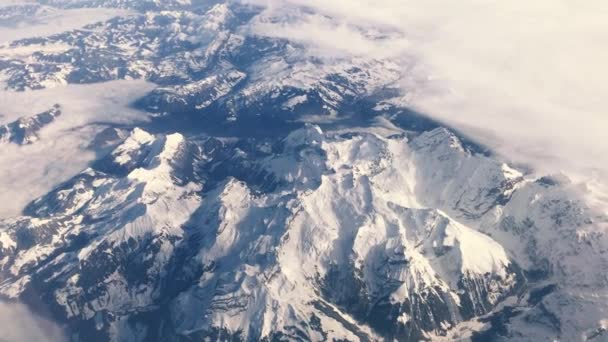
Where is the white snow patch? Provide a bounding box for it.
[281,94,308,110]
[437,210,510,276]
[0,231,16,249]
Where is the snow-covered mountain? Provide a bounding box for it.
[0,104,61,145]
[0,1,607,341]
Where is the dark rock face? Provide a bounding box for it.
[319,255,524,340]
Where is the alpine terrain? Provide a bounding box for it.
[0,1,607,341]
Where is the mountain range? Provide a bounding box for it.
[0,1,607,341]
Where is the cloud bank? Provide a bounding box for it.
[245,0,608,200]
[0,2,147,217]
[0,3,132,43]
[0,301,66,342]
[0,80,155,217]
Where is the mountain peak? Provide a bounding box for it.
[283,123,324,149]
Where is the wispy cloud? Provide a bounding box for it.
[244,0,608,198]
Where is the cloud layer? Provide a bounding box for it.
[0,3,132,43]
[245,0,608,200]
[0,301,66,342]
[0,80,155,217]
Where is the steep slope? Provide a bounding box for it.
[0,129,202,337]
[409,130,608,342]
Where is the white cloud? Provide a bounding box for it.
[0,301,66,342]
[244,0,608,200]
[0,3,149,218]
[0,80,155,217]
[0,2,132,44]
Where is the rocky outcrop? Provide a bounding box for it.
[0,105,61,145]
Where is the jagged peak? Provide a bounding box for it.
[129,127,154,141]
[433,209,511,277]
[283,123,324,149]
[141,132,187,169]
[410,127,465,153]
[125,132,189,183]
[202,3,233,31]
[111,127,155,166]
[501,162,524,181]
[104,129,192,186]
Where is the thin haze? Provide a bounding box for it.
[246,0,608,200]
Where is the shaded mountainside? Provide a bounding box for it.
[1,123,607,341]
[0,125,521,341]
[0,1,607,342]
